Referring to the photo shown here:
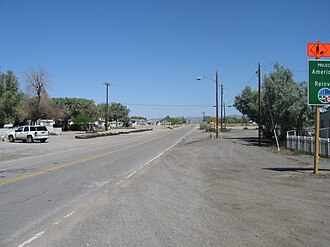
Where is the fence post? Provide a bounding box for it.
[327,138,330,158]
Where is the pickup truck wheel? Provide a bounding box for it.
[27,135,34,143]
[8,135,15,142]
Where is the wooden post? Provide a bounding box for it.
[314,106,320,175]
[258,63,262,146]
[215,71,219,138]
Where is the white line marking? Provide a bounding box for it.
[53,210,76,226]
[62,210,76,219]
[126,170,137,179]
[142,152,164,168]
[17,231,45,247]
[116,179,124,185]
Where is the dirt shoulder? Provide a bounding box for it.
[47,128,330,247]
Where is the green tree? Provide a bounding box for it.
[163,116,186,125]
[234,63,313,139]
[96,103,107,123]
[234,86,259,122]
[130,116,147,120]
[108,102,130,127]
[0,70,26,126]
[52,97,97,129]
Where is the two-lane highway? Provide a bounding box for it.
[0,125,195,247]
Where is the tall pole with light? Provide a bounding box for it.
[197,70,219,138]
[104,82,111,131]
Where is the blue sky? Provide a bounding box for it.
[0,0,329,119]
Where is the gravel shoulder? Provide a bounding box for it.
[30,128,330,247]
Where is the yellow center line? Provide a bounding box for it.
[0,135,163,186]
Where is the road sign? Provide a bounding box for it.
[308,60,330,105]
[307,41,330,59]
[212,118,217,127]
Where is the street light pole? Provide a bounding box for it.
[196,70,219,138]
[105,82,111,131]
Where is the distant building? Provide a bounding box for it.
[130,119,147,126]
[37,119,55,127]
[109,121,124,128]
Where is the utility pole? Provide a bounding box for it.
[215,71,219,138]
[220,84,224,132]
[224,102,226,129]
[105,82,111,131]
[258,62,262,146]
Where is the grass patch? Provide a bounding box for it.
[292,150,306,156]
[199,124,216,132]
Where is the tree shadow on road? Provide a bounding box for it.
[224,136,274,147]
[264,167,330,173]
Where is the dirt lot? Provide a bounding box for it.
[44,127,330,247]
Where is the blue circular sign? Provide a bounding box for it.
[318,88,330,103]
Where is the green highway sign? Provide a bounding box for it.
[308,60,330,105]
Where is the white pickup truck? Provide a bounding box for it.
[8,126,49,143]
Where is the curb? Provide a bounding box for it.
[75,128,153,139]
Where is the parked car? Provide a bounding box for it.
[8,126,49,143]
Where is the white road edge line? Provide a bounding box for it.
[126,170,137,179]
[116,179,124,185]
[52,210,76,226]
[17,231,45,247]
[62,210,76,219]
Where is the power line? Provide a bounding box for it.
[226,64,307,107]
[226,70,258,106]
[124,103,213,109]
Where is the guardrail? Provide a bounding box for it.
[286,133,330,158]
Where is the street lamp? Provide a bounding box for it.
[196,71,220,138]
[104,82,111,131]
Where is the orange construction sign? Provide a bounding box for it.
[307,41,330,59]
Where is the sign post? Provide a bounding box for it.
[307,41,330,175]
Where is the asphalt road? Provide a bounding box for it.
[1,126,329,247]
[0,125,195,247]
